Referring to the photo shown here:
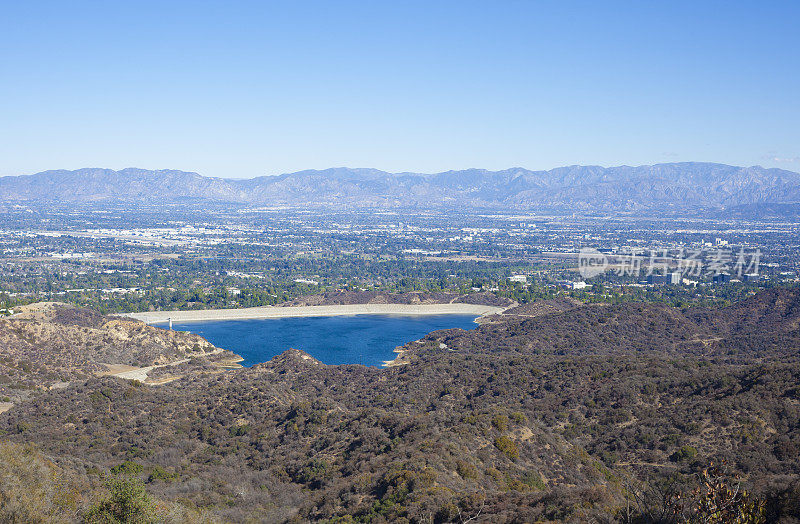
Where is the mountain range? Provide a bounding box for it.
[2,162,800,213]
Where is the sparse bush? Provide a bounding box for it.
[0,442,88,522]
[492,414,509,431]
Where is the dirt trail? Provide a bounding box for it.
[100,348,227,383]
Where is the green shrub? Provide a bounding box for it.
[110,460,144,476]
[485,467,503,482]
[671,445,698,462]
[494,436,519,460]
[510,412,527,424]
[147,465,177,483]
[228,424,250,437]
[492,414,509,431]
[455,460,478,480]
[521,471,546,490]
[462,414,479,425]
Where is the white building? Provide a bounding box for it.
[558,280,588,290]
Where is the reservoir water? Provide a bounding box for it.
[164,314,479,367]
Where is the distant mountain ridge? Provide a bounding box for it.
[2,163,800,212]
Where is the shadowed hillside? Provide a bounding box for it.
[419,288,800,364]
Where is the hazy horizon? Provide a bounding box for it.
[6,160,800,181]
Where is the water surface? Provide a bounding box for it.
[165,314,478,367]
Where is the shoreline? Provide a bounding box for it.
[383,347,411,368]
[123,303,505,324]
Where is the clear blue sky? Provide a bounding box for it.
[1,1,798,178]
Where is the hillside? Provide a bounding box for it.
[0,302,235,407]
[2,163,800,212]
[0,289,799,521]
[406,287,800,365]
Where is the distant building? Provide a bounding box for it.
[712,273,730,284]
[646,272,682,285]
[402,249,443,256]
[509,274,527,283]
[558,280,587,290]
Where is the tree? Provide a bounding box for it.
[83,477,156,524]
